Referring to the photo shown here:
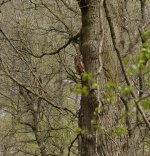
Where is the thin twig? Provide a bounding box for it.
[68,135,79,156]
[0,57,76,117]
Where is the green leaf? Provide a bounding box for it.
[126,68,138,76]
[114,127,127,136]
[81,86,89,96]
[70,84,89,96]
[141,98,150,110]
[91,83,99,89]
[70,84,82,95]
[143,43,150,49]
[94,107,103,115]
[105,82,116,89]
[75,128,85,135]
[81,72,92,81]
[118,86,132,96]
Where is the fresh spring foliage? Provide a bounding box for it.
[71,27,150,138]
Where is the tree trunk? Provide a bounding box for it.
[78,0,150,155]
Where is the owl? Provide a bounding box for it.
[74,53,85,75]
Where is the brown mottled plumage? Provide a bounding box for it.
[74,53,85,75]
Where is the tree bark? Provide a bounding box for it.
[78,0,150,155]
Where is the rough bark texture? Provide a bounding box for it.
[78,0,150,156]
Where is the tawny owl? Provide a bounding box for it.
[74,53,85,75]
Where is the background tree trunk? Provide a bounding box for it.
[78,0,150,155]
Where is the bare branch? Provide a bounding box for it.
[0,0,11,7]
[68,134,79,156]
[0,57,77,117]
[0,27,80,58]
[27,32,80,58]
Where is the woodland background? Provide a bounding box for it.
[0,0,150,156]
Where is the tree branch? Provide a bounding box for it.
[0,27,80,58]
[0,0,11,7]
[68,134,79,156]
[0,57,77,117]
[103,0,150,130]
[28,32,80,58]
